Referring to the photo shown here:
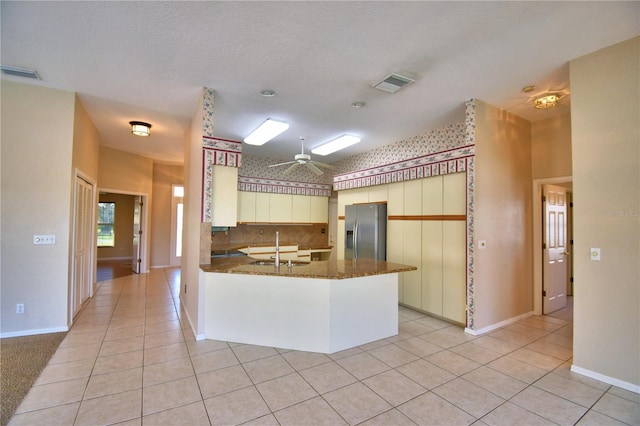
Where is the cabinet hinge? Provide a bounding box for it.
[570,277,574,283]
[543,243,546,249]
[542,290,546,297]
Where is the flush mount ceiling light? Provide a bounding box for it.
[534,93,561,109]
[244,119,289,145]
[351,101,366,108]
[129,121,151,137]
[260,89,276,97]
[0,65,41,80]
[372,73,415,94]
[311,134,361,156]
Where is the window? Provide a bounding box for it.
[97,202,115,247]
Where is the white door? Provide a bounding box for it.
[543,184,568,314]
[132,196,142,273]
[71,175,94,319]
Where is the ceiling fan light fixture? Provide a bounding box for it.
[311,134,361,156]
[129,121,151,137]
[534,93,561,109]
[244,119,289,145]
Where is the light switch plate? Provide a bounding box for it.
[33,234,56,245]
[590,248,601,261]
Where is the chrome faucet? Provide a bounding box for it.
[272,231,280,265]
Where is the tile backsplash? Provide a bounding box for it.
[211,223,330,249]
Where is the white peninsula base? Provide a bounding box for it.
[201,271,398,354]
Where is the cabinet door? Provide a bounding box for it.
[421,221,443,316]
[270,193,292,222]
[309,196,328,223]
[402,221,422,310]
[292,195,311,223]
[237,191,256,223]
[442,221,466,323]
[387,182,404,215]
[255,193,270,222]
[211,166,238,226]
[404,180,422,215]
[386,220,404,301]
[422,176,443,215]
[443,172,466,215]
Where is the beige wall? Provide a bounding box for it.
[98,145,153,194]
[472,100,533,331]
[98,146,154,272]
[151,163,184,267]
[1,82,75,335]
[97,193,135,260]
[182,90,205,338]
[531,113,572,179]
[72,95,100,180]
[570,37,639,388]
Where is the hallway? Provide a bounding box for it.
[9,268,639,425]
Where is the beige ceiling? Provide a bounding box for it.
[2,1,638,164]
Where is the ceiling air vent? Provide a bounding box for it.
[372,73,415,94]
[1,65,41,80]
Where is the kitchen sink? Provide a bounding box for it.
[251,260,310,266]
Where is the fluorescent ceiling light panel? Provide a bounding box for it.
[312,135,361,156]
[244,119,289,145]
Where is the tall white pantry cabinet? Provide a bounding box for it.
[338,172,467,324]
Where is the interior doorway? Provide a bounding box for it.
[533,177,573,316]
[96,189,149,278]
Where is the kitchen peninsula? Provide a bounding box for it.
[200,257,416,353]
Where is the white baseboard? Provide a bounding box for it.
[1,326,69,338]
[181,296,205,341]
[151,264,171,269]
[571,365,640,394]
[465,311,534,336]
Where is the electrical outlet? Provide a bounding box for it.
[590,248,601,261]
[16,304,24,314]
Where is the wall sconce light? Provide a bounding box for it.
[534,93,561,109]
[130,121,152,137]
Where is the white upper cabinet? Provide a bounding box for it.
[238,191,328,224]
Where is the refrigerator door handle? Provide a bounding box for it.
[354,220,358,259]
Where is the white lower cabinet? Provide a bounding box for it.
[386,221,404,301]
[402,221,422,310]
[442,221,466,323]
[421,221,443,316]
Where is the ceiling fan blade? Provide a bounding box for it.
[268,160,297,168]
[283,163,301,175]
[309,161,335,169]
[306,162,324,175]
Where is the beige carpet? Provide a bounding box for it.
[0,332,67,426]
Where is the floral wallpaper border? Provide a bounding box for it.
[238,176,332,197]
[202,137,242,167]
[332,145,474,191]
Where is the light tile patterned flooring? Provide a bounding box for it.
[9,268,639,425]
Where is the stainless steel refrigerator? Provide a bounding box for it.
[345,203,387,260]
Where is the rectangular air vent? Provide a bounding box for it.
[372,73,414,94]
[1,65,41,80]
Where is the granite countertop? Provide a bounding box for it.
[200,257,416,279]
[211,244,333,251]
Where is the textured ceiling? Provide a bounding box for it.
[1,2,638,164]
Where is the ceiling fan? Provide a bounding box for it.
[268,137,335,176]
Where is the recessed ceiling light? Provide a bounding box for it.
[244,119,289,145]
[351,101,366,108]
[312,135,361,156]
[260,89,276,97]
